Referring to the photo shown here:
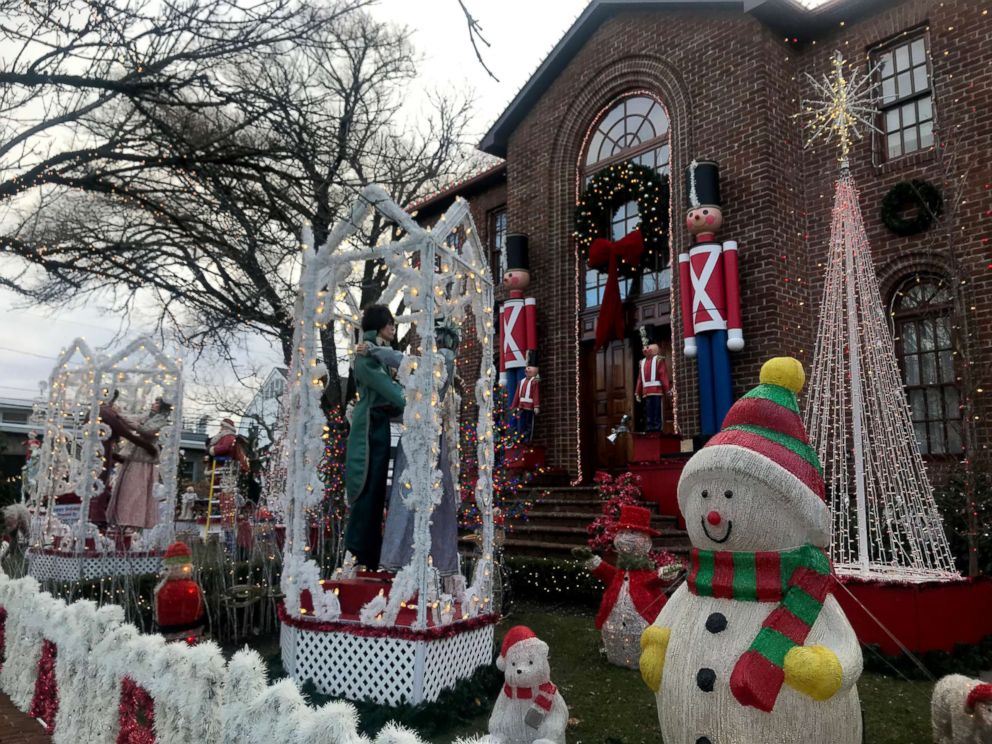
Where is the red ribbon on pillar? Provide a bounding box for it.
[587,228,644,349]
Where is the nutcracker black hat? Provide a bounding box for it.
[526,350,540,367]
[685,160,721,209]
[505,233,529,272]
[639,324,661,348]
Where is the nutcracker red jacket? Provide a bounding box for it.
[591,560,668,629]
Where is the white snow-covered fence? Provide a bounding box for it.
[0,568,446,743]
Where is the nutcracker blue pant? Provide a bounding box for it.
[503,366,526,433]
[515,409,535,444]
[644,395,663,432]
[694,329,734,436]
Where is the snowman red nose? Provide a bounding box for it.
[706,511,722,526]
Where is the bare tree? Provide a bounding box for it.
[0,0,474,410]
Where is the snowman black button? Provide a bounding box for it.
[705,612,727,633]
[696,668,716,692]
[696,738,713,744]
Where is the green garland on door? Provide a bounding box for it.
[880,180,943,237]
[574,161,670,255]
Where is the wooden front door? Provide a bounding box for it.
[580,338,634,472]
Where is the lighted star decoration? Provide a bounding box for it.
[799,50,881,163]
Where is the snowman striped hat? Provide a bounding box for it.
[680,358,828,538]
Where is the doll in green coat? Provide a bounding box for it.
[344,305,406,570]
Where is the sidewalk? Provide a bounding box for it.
[0,693,51,743]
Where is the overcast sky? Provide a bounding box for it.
[0,0,589,410]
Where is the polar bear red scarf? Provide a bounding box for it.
[503,681,557,711]
[687,544,833,712]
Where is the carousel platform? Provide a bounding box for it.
[281,573,496,705]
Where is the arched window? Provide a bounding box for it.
[581,94,671,308]
[890,273,963,455]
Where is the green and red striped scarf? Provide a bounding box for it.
[687,544,833,712]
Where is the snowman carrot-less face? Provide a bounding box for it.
[678,451,830,552]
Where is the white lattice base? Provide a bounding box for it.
[281,618,495,705]
[27,549,164,581]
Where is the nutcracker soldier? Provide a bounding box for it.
[510,350,540,443]
[678,160,744,436]
[498,233,538,429]
[635,325,671,433]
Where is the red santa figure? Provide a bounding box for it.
[208,418,249,472]
[510,350,540,444]
[499,234,538,428]
[154,541,206,642]
[678,160,744,435]
[635,325,672,433]
[573,505,681,668]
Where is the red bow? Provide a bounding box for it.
[588,229,644,348]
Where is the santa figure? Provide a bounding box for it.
[208,418,249,472]
[510,350,540,444]
[640,357,862,744]
[154,541,206,642]
[635,325,672,433]
[573,505,680,668]
[678,160,744,436]
[499,234,538,428]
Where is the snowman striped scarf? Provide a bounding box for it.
[687,544,832,712]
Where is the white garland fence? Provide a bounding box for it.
[26,336,185,569]
[0,555,434,744]
[280,185,496,630]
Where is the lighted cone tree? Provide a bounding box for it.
[801,52,958,580]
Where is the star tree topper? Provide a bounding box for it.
[798,51,881,165]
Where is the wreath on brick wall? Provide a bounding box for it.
[880,180,943,237]
[574,161,670,262]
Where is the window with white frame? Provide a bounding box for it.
[890,274,963,456]
[872,33,934,160]
[490,207,507,277]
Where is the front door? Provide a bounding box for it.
[580,338,634,472]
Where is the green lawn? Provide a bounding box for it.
[440,603,935,744]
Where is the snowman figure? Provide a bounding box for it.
[639,357,862,744]
[572,505,681,669]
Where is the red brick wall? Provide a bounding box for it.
[794,0,992,472]
[467,0,990,478]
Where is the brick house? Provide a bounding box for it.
[414,0,990,483]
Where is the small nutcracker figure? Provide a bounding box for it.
[635,325,672,433]
[154,541,206,642]
[510,350,540,444]
[499,234,538,428]
[678,160,744,435]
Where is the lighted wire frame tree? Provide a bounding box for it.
[800,52,958,580]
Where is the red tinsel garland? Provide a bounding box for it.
[0,606,6,674]
[29,639,58,734]
[118,676,156,744]
[278,602,499,640]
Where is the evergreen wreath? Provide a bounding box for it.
[880,180,943,237]
[575,161,670,260]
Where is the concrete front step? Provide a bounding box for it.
[524,511,679,529]
[503,536,692,557]
[511,522,690,544]
[520,486,601,502]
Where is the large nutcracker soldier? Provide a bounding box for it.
[499,233,538,429]
[678,160,743,436]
